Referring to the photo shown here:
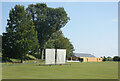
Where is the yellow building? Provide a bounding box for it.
[72,53,102,62]
[72,57,102,62]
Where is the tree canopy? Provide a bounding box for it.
[0,35,2,53]
[2,3,74,62]
[26,3,70,59]
[2,5,38,63]
[46,30,74,58]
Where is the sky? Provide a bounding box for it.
[1,2,118,57]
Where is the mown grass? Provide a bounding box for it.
[2,62,118,79]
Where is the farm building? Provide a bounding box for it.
[72,53,102,62]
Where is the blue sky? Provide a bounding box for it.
[1,2,118,57]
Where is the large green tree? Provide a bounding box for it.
[2,5,38,63]
[26,3,69,60]
[46,30,74,58]
[0,35,2,53]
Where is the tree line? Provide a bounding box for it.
[0,35,1,61]
[2,3,74,63]
[102,56,120,61]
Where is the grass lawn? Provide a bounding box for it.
[2,62,118,79]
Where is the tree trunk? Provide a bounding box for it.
[20,55,24,63]
[40,42,47,60]
[40,48,44,60]
[37,48,40,58]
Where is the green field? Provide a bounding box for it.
[2,62,118,79]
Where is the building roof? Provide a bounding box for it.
[74,53,95,57]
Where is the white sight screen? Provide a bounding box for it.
[45,49,55,64]
[56,49,66,64]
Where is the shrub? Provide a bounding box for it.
[113,56,120,61]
